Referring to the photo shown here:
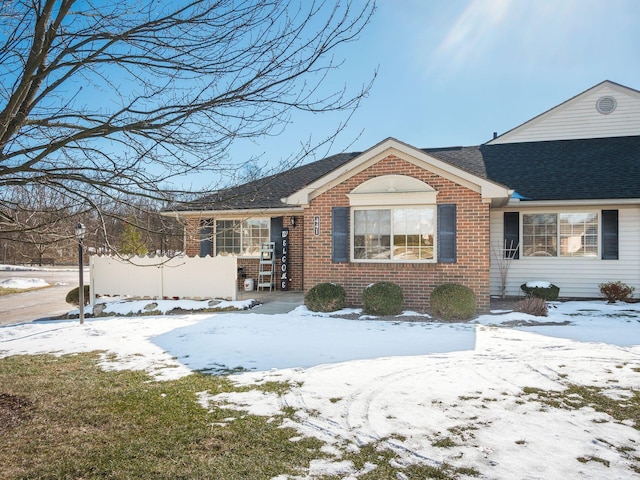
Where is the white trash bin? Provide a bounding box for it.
[244,278,254,291]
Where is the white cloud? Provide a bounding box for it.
[427,0,633,78]
[433,0,513,69]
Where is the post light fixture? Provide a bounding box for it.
[75,223,86,324]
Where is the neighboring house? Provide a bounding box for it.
[169,80,640,312]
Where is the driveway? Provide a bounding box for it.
[0,268,82,326]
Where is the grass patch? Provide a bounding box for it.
[0,285,50,296]
[433,437,457,448]
[577,456,610,467]
[337,441,479,479]
[0,353,325,479]
[521,384,640,428]
[0,354,481,480]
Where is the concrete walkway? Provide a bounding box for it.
[236,290,304,315]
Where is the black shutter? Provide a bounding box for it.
[199,220,213,257]
[602,210,619,260]
[270,217,283,258]
[332,207,349,263]
[503,212,520,259]
[437,204,456,263]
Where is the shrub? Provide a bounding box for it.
[513,296,548,316]
[430,284,476,321]
[362,282,403,316]
[520,282,560,301]
[66,285,90,306]
[599,281,635,303]
[304,283,346,312]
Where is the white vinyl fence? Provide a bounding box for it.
[90,255,237,305]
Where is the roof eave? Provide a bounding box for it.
[160,206,304,218]
[504,198,640,208]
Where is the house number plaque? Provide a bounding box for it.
[281,227,289,291]
[313,216,320,236]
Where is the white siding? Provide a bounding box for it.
[490,206,640,299]
[490,82,640,144]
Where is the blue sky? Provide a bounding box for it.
[219,0,639,185]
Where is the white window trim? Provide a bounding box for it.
[347,175,439,263]
[521,210,600,259]
[348,191,437,206]
[214,217,270,258]
[350,205,438,264]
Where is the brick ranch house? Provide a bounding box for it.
[166,80,640,312]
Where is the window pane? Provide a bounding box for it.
[241,219,269,256]
[559,213,598,257]
[354,208,434,261]
[523,214,557,257]
[392,209,434,260]
[215,220,241,255]
[354,210,391,259]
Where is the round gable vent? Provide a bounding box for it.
[596,96,617,114]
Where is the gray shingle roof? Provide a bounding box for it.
[176,152,359,211]
[478,136,640,200]
[180,135,640,211]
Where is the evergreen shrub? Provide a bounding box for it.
[304,283,346,312]
[430,283,476,321]
[362,282,403,316]
[520,283,560,301]
[66,285,90,306]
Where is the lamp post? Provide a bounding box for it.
[75,223,86,324]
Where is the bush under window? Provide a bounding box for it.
[430,284,476,321]
[513,296,548,317]
[362,282,403,316]
[304,283,346,312]
[599,281,635,303]
[520,282,560,301]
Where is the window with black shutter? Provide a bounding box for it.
[503,212,520,259]
[199,220,213,257]
[332,207,349,263]
[602,210,619,260]
[437,204,456,263]
[270,217,283,258]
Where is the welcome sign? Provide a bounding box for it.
[281,227,289,291]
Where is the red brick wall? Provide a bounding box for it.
[302,155,491,312]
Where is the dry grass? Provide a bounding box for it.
[513,296,548,316]
[0,354,324,479]
[0,285,50,296]
[0,353,476,479]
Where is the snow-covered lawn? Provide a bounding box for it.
[1,293,639,479]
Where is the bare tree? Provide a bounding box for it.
[0,0,375,248]
[492,239,519,299]
[0,184,80,264]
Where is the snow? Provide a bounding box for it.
[99,298,255,315]
[1,287,640,479]
[525,280,552,288]
[0,277,49,289]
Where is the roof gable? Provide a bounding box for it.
[488,80,640,144]
[283,138,511,206]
